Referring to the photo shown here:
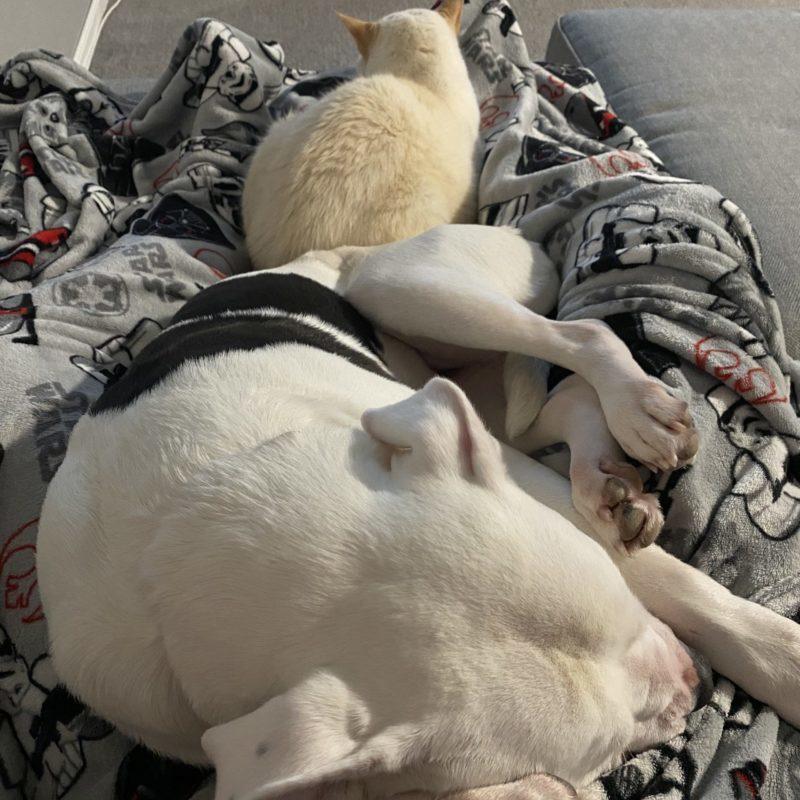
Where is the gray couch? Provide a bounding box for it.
[546,9,800,357]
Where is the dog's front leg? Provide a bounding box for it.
[342,236,697,473]
[499,443,800,729]
[516,374,663,554]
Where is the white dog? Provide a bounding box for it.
[37,223,800,800]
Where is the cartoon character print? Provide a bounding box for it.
[183,21,263,112]
[64,86,126,132]
[152,136,251,191]
[282,67,319,87]
[258,39,285,70]
[51,272,129,316]
[70,318,163,386]
[23,95,70,148]
[516,135,584,175]
[0,61,41,101]
[201,121,262,147]
[267,70,354,121]
[180,135,251,164]
[82,183,115,226]
[564,93,625,141]
[0,627,114,798]
[704,383,800,543]
[599,731,697,800]
[0,226,70,282]
[130,194,234,248]
[482,0,523,37]
[534,61,595,89]
[574,202,723,284]
[0,293,37,344]
[479,193,528,226]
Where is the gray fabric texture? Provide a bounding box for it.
[1,2,799,798]
[546,9,800,358]
[90,0,798,78]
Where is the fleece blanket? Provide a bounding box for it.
[0,2,798,798]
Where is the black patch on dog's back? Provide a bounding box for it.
[90,273,391,415]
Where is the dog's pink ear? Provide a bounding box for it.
[337,12,377,59]
[203,671,411,800]
[361,377,503,487]
[436,0,464,33]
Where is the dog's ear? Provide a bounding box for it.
[436,0,464,34]
[361,377,503,487]
[337,12,377,59]
[203,671,411,800]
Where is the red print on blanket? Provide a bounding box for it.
[0,518,43,625]
[0,227,70,281]
[694,336,788,405]
[18,139,38,179]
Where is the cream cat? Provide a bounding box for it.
[243,0,479,269]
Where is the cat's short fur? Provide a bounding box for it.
[243,0,479,269]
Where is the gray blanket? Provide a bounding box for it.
[0,2,798,798]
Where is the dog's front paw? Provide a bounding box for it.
[572,458,664,554]
[600,379,698,474]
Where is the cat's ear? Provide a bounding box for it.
[337,12,378,59]
[436,0,464,34]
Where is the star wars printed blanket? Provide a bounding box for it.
[0,1,798,798]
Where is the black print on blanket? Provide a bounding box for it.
[704,384,800,543]
[71,318,164,386]
[130,195,234,249]
[0,627,115,798]
[0,293,37,344]
[25,381,90,482]
[482,1,523,37]
[516,135,583,175]
[536,61,595,88]
[574,202,723,284]
[183,21,263,112]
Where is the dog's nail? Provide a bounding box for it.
[620,503,646,542]
[603,476,628,507]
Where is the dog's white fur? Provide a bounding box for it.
[242,3,479,269]
[37,223,800,800]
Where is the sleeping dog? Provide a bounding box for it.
[37,224,800,800]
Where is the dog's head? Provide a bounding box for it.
[336,0,464,78]
[197,377,698,800]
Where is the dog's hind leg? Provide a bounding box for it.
[514,374,663,555]
[497,441,800,729]
[341,225,698,474]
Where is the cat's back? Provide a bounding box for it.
[243,73,477,268]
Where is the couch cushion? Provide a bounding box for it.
[547,9,800,358]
